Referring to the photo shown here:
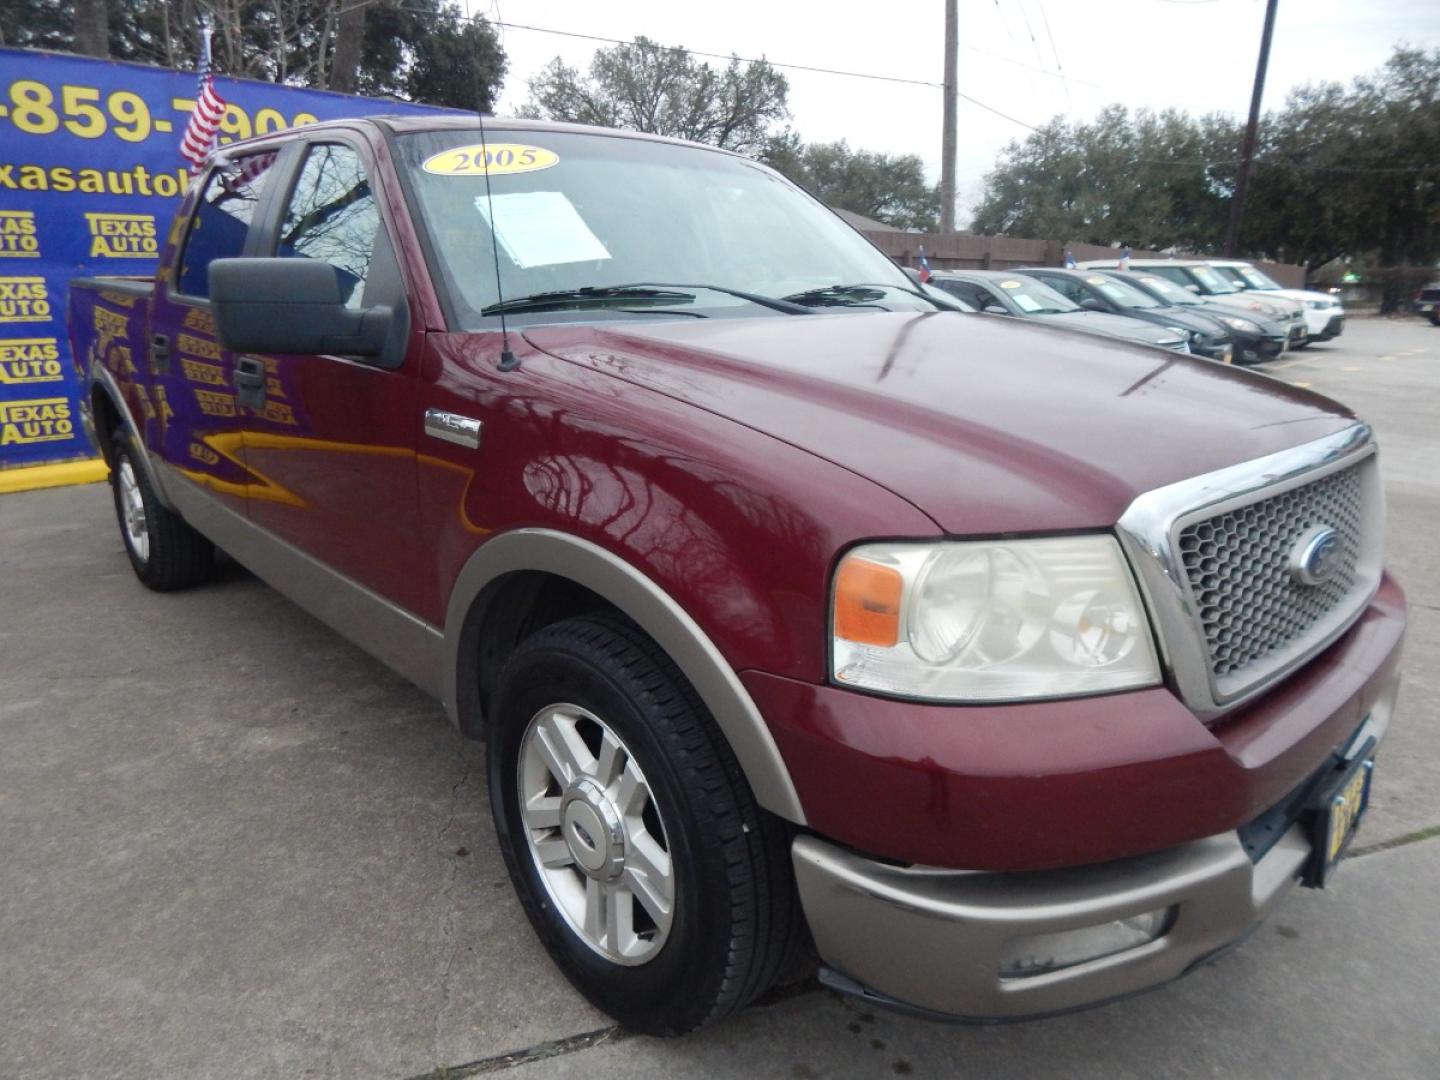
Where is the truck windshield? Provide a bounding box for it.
[394,128,938,326]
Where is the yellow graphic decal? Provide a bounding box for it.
[84,212,158,258]
[0,210,40,257]
[180,357,227,386]
[193,388,237,417]
[0,337,63,384]
[0,277,51,322]
[0,397,73,445]
[422,144,559,176]
[176,332,221,361]
[182,307,216,334]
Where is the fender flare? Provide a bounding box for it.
[444,528,807,825]
[88,360,176,509]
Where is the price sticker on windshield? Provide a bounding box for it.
[422,143,559,176]
[998,280,1023,289]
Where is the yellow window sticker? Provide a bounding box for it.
[422,144,559,176]
[1086,276,1107,284]
[999,280,1023,289]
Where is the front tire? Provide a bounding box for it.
[109,430,214,591]
[488,615,797,1035]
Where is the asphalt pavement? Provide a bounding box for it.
[1,316,1436,1079]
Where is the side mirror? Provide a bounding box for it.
[209,258,397,362]
[1184,283,1201,294]
[1079,296,1106,311]
[983,303,1008,315]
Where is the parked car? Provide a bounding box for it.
[928,269,1191,352]
[1015,267,1235,362]
[1079,258,1309,348]
[70,116,1405,1035]
[1412,283,1440,325]
[1207,260,1345,343]
[1109,269,1292,363]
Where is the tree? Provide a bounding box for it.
[972,105,1239,252]
[970,46,1440,307]
[762,133,940,231]
[0,0,506,110]
[521,36,788,154]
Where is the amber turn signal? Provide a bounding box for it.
[833,557,903,647]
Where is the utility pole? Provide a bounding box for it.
[940,0,958,234]
[1224,0,1280,256]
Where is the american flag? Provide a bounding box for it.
[180,20,227,173]
[916,246,933,284]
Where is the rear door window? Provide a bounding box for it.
[175,153,279,298]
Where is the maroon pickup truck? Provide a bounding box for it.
[68,117,1405,1035]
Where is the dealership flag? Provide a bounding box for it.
[180,21,227,172]
[916,246,933,284]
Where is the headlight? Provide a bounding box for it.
[831,536,1161,702]
[1306,299,1337,310]
[1218,315,1260,333]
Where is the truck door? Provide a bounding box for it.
[150,152,282,515]
[238,138,424,615]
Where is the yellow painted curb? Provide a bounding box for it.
[0,458,110,495]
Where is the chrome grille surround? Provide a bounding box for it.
[1116,425,1383,720]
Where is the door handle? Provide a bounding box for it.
[149,334,170,375]
[234,356,266,410]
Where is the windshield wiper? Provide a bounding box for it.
[482,282,814,317]
[782,284,893,308]
[482,286,696,315]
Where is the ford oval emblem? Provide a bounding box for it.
[1290,526,1343,586]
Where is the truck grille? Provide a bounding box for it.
[1177,461,1367,689]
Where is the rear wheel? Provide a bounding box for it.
[109,430,214,591]
[488,615,797,1035]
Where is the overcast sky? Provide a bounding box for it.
[475,0,1438,223]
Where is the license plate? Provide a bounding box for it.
[1307,753,1374,887]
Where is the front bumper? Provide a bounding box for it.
[1305,308,1345,339]
[1236,332,1288,363]
[794,677,1397,1021]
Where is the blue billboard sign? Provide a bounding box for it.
[0,46,454,470]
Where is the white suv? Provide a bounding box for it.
[1207,260,1345,344]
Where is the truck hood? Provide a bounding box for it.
[523,312,1356,534]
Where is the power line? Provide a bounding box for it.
[492,18,1044,128]
[494,18,946,89]
[1037,0,1072,106]
[326,3,1045,130]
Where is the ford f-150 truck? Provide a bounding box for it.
[68,117,1405,1036]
